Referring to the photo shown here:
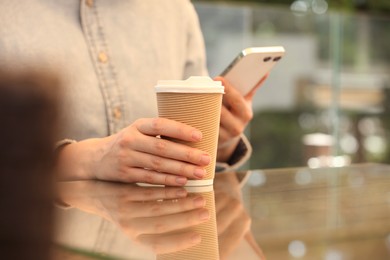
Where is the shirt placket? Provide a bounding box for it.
[80,0,126,135]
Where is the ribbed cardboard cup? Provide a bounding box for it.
[157,185,219,260]
[155,77,224,186]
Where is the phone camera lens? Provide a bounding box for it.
[273,56,282,62]
[263,57,272,62]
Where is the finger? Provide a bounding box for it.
[130,195,206,218]
[245,232,267,260]
[216,199,242,235]
[218,127,231,145]
[217,77,253,122]
[132,135,210,166]
[94,181,188,201]
[218,213,250,259]
[245,73,269,101]
[222,84,248,115]
[135,118,202,142]
[126,186,188,201]
[222,97,253,124]
[113,167,189,186]
[130,151,207,180]
[220,105,245,138]
[129,208,210,236]
[219,212,250,240]
[137,231,201,254]
[217,77,248,114]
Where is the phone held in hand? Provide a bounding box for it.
[220,46,285,96]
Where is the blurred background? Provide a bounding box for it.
[193,0,390,170]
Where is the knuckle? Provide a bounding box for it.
[118,137,129,148]
[116,168,129,181]
[154,139,167,154]
[118,134,134,149]
[117,216,128,228]
[116,150,128,162]
[154,222,167,234]
[164,175,172,186]
[218,135,228,145]
[231,126,242,137]
[243,110,253,121]
[247,216,252,227]
[185,149,195,162]
[231,199,242,212]
[142,189,154,199]
[241,212,252,231]
[117,194,130,204]
[179,163,189,176]
[110,161,131,181]
[120,221,139,238]
[151,118,164,132]
[244,212,251,226]
[150,204,162,215]
[143,171,155,183]
[151,157,163,172]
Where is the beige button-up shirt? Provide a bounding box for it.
[0,0,250,170]
[0,0,208,139]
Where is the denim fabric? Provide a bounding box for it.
[0,0,208,140]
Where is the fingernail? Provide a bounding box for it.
[191,233,201,244]
[193,196,205,208]
[176,189,187,197]
[175,177,187,185]
[199,209,209,221]
[200,154,210,165]
[194,168,206,179]
[192,130,202,141]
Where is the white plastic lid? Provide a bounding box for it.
[155,76,224,93]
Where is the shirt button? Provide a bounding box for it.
[113,107,122,119]
[98,51,108,63]
[86,0,93,7]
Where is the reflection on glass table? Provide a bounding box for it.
[54,172,263,260]
[54,163,390,259]
[243,163,390,260]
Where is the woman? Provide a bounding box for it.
[0,0,263,186]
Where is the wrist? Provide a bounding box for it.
[56,139,100,181]
[216,134,252,171]
[56,181,105,216]
[217,136,240,162]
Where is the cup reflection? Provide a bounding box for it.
[56,172,264,259]
[157,185,219,260]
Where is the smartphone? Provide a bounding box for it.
[220,46,285,96]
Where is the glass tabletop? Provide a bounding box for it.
[240,163,390,260]
[54,163,390,260]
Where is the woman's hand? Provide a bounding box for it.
[214,173,251,258]
[214,172,266,260]
[56,118,211,186]
[214,75,268,162]
[58,181,209,254]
